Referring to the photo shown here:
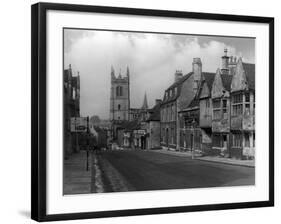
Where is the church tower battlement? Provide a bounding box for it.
[110,66,130,121]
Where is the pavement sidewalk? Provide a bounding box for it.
[151,149,255,168]
[63,150,92,194]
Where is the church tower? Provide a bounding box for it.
[110,66,130,121]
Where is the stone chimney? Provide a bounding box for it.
[192,58,202,93]
[174,70,183,82]
[221,48,229,74]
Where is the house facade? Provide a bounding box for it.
[146,99,162,149]
[230,59,255,159]
[199,73,215,154]
[196,49,255,159]
[160,58,203,150]
[63,64,80,159]
[211,68,232,156]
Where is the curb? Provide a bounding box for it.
[195,157,255,168]
[149,149,255,168]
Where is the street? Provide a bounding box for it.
[95,149,255,193]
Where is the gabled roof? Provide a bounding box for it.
[203,73,216,92]
[162,72,193,104]
[167,72,193,90]
[221,74,233,91]
[188,97,199,109]
[147,103,161,121]
[243,63,255,90]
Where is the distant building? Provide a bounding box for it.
[110,66,130,140]
[113,94,150,149]
[110,66,130,121]
[109,66,151,148]
[63,64,80,158]
[146,99,162,149]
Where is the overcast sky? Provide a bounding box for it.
[64,29,255,119]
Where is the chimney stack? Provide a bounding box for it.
[174,70,183,82]
[221,48,229,74]
[192,58,202,93]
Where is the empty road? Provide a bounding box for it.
[95,149,255,193]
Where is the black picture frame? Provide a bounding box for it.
[31,2,274,222]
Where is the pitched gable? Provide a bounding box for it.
[231,58,248,92]
[212,68,225,98]
[243,63,255,90]
[199,73,216,99]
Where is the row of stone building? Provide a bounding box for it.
[160,49,255,159]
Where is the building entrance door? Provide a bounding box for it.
[166,129,169,148]
[141,136,146,149]
[223,135,227,149]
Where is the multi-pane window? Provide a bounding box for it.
[213,99,221,120]
[222,99,227,113]
[232,93,243,116]
[232,133,242,147]
[245,92,250,115]
[222,99,227,119]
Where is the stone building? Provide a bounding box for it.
[160,58,203,150]
[110,66,130,121]
[211,68,233,156]
[146,99,162,149]
[230,59,255,159]
[198,73,216,154]
[197,49,255,159]
[63,64,80,159]
[178,72,215,152]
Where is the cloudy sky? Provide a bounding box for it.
[64,29,255,119]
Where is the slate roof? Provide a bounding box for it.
[221,74,233,91]
[187,97,200,110]
[161,72,193,104]
[147,103,161,121]
[243,63,255,90]
[203,73,216,92]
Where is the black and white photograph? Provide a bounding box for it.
[63,28,256,195]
